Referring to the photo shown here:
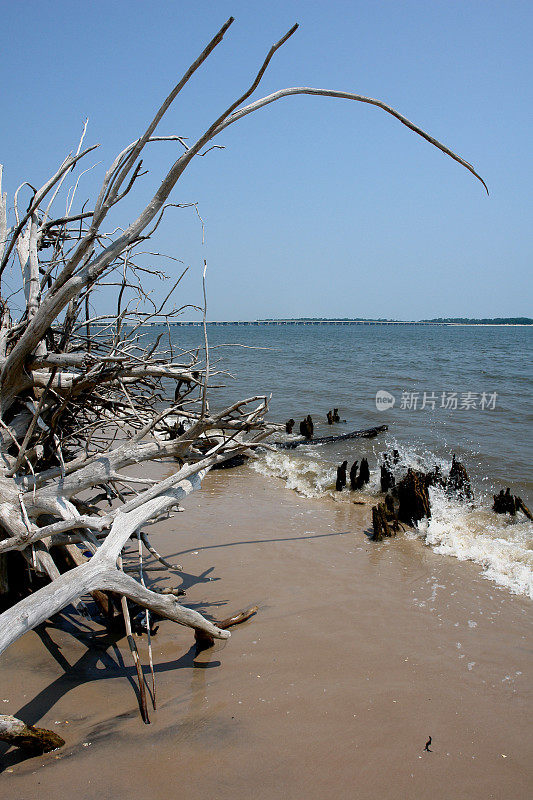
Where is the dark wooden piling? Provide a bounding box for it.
[398,469,431,525]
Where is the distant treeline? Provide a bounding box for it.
[259,317,532,324]
[420,317,532,325]
[260,317,398,322]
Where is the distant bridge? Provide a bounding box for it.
[162,320,442,327]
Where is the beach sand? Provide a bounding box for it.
[1,465,531,799]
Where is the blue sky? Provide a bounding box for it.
[1,0,531,320]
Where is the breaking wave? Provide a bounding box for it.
[415,487,533,598]
[250,442,533,599]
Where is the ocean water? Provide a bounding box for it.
[152,323,532,598]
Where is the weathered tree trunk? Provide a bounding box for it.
[371,494,402,541]
[195,605,259,652]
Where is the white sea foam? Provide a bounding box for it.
[251,444,533,599]
[377,437,451,476]
[251,450,336,498]
[251,448,380,502]
[414,486,533,599]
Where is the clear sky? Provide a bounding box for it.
[1,0,531,320]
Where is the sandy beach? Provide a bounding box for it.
[1,2,531,798]
[1,464,531,799]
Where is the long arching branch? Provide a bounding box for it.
[213,86,489,193]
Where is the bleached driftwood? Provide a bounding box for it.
[0,468,230,655]
[0,17,485,716]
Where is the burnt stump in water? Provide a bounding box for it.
[425,464,445,489]
[353,457,370,490]
[493,488,532,520]
[380,456,395,492]
[349,460,359,491]
[371,494,402,541]
[447,455,473,499]
[372,503,390,541]
[398,469,431,525]
[336,460,348,491]
[493,487,517,515]
[299,415,314,439]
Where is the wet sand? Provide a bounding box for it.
[1,466,531,799]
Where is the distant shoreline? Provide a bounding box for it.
[151,319,532,327]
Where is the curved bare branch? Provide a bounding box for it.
[214,87,488,193]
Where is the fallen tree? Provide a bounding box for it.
[0,17,486,727]
[275,424,388,448]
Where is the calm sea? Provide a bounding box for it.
[151,324,532,597]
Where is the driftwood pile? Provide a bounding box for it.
[0,14,488,755]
